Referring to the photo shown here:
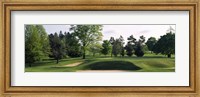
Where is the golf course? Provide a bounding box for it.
[25,54,175,72]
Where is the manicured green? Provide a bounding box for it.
[25,54,175,72]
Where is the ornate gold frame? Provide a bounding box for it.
[0,0,199,97]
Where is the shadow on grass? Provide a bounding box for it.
[131,56,167,59]
[84,61,141,70]
[25,61,53,68]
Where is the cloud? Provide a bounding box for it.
[104,30,116,34]
[138,30,149,34]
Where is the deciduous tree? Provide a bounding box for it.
[25,25,50,67]
[146,37,157,53]
[101,40,112,56]
[153,32,175,58]
[70,25,103,59]
[89,42,103,56]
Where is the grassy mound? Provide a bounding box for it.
[85,61,141,70]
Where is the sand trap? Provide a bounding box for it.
[64,62,83,67]
[77,70,129,72]
[52,62,83,68]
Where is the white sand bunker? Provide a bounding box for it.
[52,62,83,68]
[64,62,83,67]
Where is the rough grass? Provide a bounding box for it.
[25,54,175,72]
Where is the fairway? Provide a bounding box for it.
[25,54,175,72]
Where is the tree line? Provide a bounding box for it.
[25,25,175,66]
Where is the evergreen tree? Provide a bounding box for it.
[125,35,136,57]
[125,35,145,57]
[134,35,145,57]
[112,39,122,57]
[125,42,134,57]
[64,32,82,57]
[109,36,124,57]
[119,36,125,57]
[49,33,65,63]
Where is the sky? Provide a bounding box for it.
[43,25,175,43]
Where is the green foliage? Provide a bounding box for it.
[146,37,157,52]
[112,39,121,57]
[134,35,145,57]
[25,25,50,66]
[125,42,134,56]
[125,35,146,57]
[134,42,144,57]
[120,47,125,57]
[142,45,149,53]
[36,25,50,55]
[109,36,124,57]
[64,32,82,57]
[125,35,136,57]
[127,35,136,43]
[70,25,103,59]
[101,40,112,56]
[119,36,125,57]
[109,37,115,57]
[153,32,175,58]
[89,42,103,56]
[49,32,66,63]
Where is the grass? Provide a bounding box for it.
[84,61,141,70]
[25,54,175,72]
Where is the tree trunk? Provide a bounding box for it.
[167,54,171,58]
[82,45,86,59]
[83,49,86,59]
[56,59,59,64]
[83,53,85,59]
